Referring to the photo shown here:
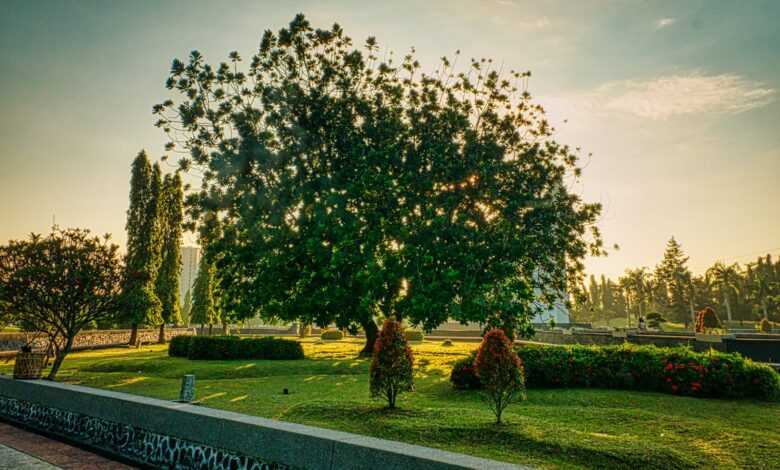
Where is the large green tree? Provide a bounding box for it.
[154,15,602,353]
[0,228,123,379]
[155,172,185,341]
[122,151,163,345]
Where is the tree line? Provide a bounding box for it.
[122,151,185,344]
[0,151,187,378]
[571,237,780,327]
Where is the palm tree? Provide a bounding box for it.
[619,268,649,327]
[706,262,740,322]
[747,257,773,320]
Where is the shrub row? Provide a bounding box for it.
[320,329,344,341]
[404,330,424,342]
[168,335,304,360]
[450,342,780,401]
[168,335,192,357]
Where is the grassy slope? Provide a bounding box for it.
[1,340,777,469]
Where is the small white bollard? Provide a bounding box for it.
[179,374,196,403]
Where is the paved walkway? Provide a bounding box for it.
[0,422,135,469]
[0,443,59,469]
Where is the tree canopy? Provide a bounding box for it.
[0,228,123,379]
[154,15,603,347]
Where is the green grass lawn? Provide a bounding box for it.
[1,339,778,469]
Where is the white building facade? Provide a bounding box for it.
[180,246,200,301]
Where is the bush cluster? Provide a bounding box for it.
[758,318,774,333]
[516,343,780,401]
[168,335,304,360]
[320,329,344,341]
[450,351,481,390]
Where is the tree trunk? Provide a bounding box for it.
[724,294,732,322]
[47,335,74,380]
[158,323,166,344]
[688,298,696,328]
[128,322,139,346]
[762,299,769,320]
[222,322,228,335]
[200,323,205,336]
[208,324,213,336]
[359,319,379,357]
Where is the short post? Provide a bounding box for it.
[179,374,195,403]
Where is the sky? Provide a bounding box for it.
[1,0,778,279]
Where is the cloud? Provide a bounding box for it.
[491,14,550,29]
[655,17,676,29]
[592,72,776,119]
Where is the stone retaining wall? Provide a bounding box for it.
[0,328,196,353]
[0,377,524,470]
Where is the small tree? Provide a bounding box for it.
[758,318,773,333]
[0,228,123,379]
[369,319,414,409]
[475,328,526,424]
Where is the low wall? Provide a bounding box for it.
[0,328,196,354]
[0,377,524,470]
[526,329,780,360]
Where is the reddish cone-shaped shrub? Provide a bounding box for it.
[475,328,526,424]
[695,307,721,333]
[370,319,414,408]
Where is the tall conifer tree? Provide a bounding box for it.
[122,151,162,345]
[155,173,184,342]
[655,237,693,325]
[190,253,219,334]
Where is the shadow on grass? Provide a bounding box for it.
[280,401,699,470]
[81,356,371,380]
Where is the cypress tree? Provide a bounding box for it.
[181,288,192,326]
[190,254,219,335]
[155,173,184,342]
[122,151,162,346]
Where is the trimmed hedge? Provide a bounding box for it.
[449,343,780,401]
[168,335,303,360]
[168,335,192,357]
[517,343,780,401]
[320,329,343,341]
[404,330,424,342]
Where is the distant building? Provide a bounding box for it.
[530,299,570,324]
[180,246,200,301]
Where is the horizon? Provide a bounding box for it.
[1,0,779,279]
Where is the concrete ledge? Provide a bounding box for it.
[0,376,526,469]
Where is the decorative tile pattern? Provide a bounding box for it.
[0,396,290,470]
